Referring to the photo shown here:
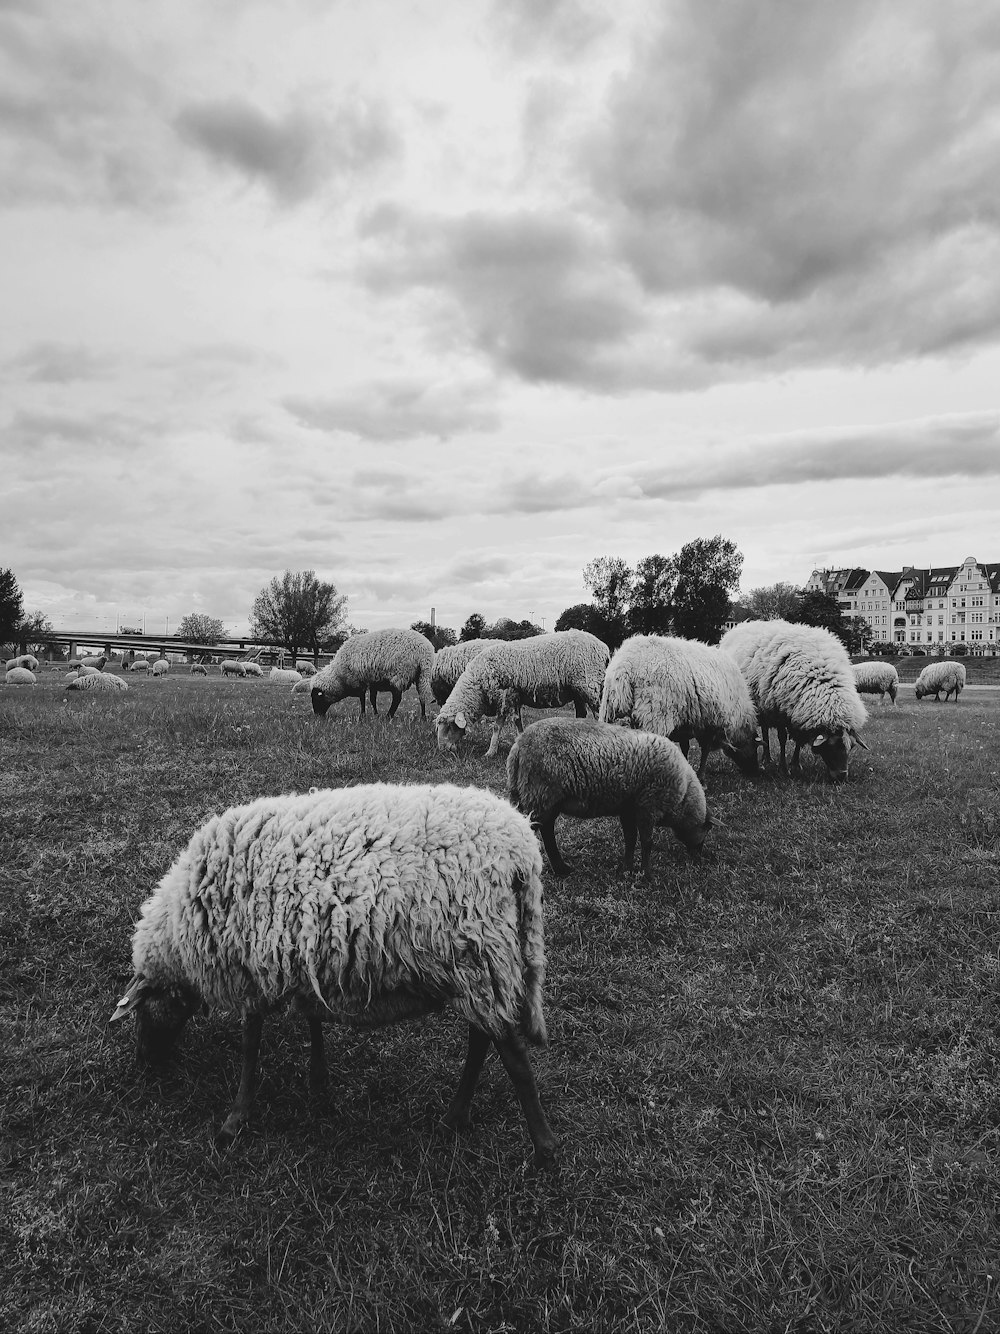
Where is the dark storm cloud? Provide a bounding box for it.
[284,376,500,441]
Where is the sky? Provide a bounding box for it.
[2,0,1000,638]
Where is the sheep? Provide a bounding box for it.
[4,666,37,685]
[507,717,711,879]
[129,659,150,674]
[151,659,170,677]
[190,664,208,676]
[242,662,264,678]
[66,671,128,693]
[720,619,868,781]
[435,631,610,758]
[914,660,966,703]
[852,661,899,705]
[6,654,39,672]
[598,634,760,783]
[269,667,303,684]
[108,782,556,1166]
[295,660,318,677]
[431,639,504,706]
[66,664,101,680]
[311,629,435,720]
[220,660,247,678]
[291,677,313,697]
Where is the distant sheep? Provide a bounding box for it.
[720,620,868,781]
[291,677,312,698]
[151,659,170,677]
[431,639,504,706]
[109,783,555,1166]
[242,662,264,678]
[66,665,101,680]
[914,660,966,703]
[852,661,899,705]
[7,654,39,672]
[190,664,208,676]
[66,672,128,693]
[599,635,760,783]
[311,629,435,720]
[294,661,318,677]
[507,717,710,879]
[68,654,107,671]
[269,667,302,685]
[129,660,150,674]
[436,631,610,757]
[4,666,37,685]
[220,660,247,678]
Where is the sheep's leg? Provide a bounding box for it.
[307,1017,328,1095]
[493,1029,557,1169]
[513,706,525,734]
[776,725,790,773]
[572,692,588,718]
[485,724,502,758]
[637,811,655,878]
[539,813,571,877]
[216,1012,264,1148]
[441,1025,492,1131]
[386,686,403,719]
[789,739,804,773]
[357,690,367,717]
[369,687,379,714]
[695,737,710,785]
[620,807,638,873]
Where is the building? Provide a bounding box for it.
[806,556,1000,652]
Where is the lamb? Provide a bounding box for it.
[66,671,128,693]
[220,660,247,678]
[435,630,610,758]
[6,654,39,672]
[507,717,711,878]
[852,661,899,705]
[108,782,556,1166]
[720,620,868,781]
[190,664,208,676]
[4,666,37,685]
[151,659,170,677]
[431,639,504,706]
[914,660,966,702]
[311,628,435,720]
[269,667,303,684]
[598,634,759,782]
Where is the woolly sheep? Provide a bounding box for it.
[507,717,711,879]
[7,654,39,672]
[598,634,759,783]
[151,659,170,677]
[66,664,101,680]
[914,660,966,703]
[129,659,150,673]
[720,620,868,781]
[109,783,556,1166]
[242,661,264,678]
[220,660,247,678]
[295,660,318,677]
[852,661,899,705]
[269,667,303,684]
[66,671,128,693]
[430,639,504,706]
[291,677,313,697]
[4,666,37,685]
[190,664,208,676]
[311,629,435,720]
[436,631,610,758]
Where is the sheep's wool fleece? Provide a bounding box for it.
[4,666,36,685]
[7,654,39,671]
[313,629,434,704]
[852,662,899,694]
[721,620,866,735]
[438,631,609,726]
[67,671,128,692]
[915,661,966,695]
[269,667,302,683]
[431,639,504,704]
[129,783,547,1042]
[600,635,757,739]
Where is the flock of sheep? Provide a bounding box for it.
[5,623,969,1164]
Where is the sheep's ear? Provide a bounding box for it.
[812,732,827,748]
[110,975,148,1023]
[455,711,467,730]
[850,729,870,750]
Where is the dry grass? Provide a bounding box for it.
[2,672,999,1333]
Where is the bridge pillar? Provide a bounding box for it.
[68,639,77,661]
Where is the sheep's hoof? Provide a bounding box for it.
[530,1140,559,1172]
[548,861,572,879]
[213,1121,241,1150]
[441,1106,472,1133]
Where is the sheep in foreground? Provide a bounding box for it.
[66,671,128,693]
[7,654,39,672]
[190,664,208,676]
[598,635,759,782]
[436,631,610,757]
[4,666,37,685]
[431,639,504,706]
[220,660,247,678]
[269,667,302,684]
[914,660,966,703]
[311,629,435,720]
[852,661,899,705]
[109,783,555,1166]
[507,717,710,879]
[151,659,170,677]
[720,620,868,781]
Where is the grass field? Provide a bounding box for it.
[2,671,998,1333]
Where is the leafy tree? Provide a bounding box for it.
[627,554,674,636]
[843,616,872,656]
[250,570,347,658]
[554,603,612,644]
[669,536,744,643]
[582,556,632,648]
[176,612,226,644]
[0,567,25,647]
[459,612,487,641]
[19,610,55,653]
[411,620,458,651]
[795,589,847,639]
[486,617,542,641]
[742,581,802,622]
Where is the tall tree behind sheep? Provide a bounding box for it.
[250,570,347,661]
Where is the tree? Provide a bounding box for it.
[627,554,674,636]
[460,613,487,641]
[249,570,347,657]
[582,556,632,648]
[554,603,612,644]
[795,589,847,639]
[176,612,226,644]
[843,616,872,657]
[411,620,458,651]
[486,617,542,641]
[0,568,25,647]
[669,536,744,643]
[18,610,55,653]
[742,582,802,622]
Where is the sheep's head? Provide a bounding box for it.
[811,727,868,782]
[722,732,761,776]
[311,684,333,716]
[110,975,200,1067]
[435,711,467,752]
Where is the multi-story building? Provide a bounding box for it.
[806,556,1000,652]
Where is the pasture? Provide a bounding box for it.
[2,671,998,1333]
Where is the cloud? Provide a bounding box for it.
[284,376,500,441]
[490,0,611,56]
[5,341,111,382]
[175,95,398,203]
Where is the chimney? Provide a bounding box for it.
[430,607,436,627]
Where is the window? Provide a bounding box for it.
[971,630,983,641]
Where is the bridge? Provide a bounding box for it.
[23,630,325,667]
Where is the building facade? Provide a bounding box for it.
[806,556,1000,652]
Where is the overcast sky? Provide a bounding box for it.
[3,0,1000,637]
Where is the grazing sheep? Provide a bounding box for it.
[720,620,868,781]
[242,662,264,678]
[220,660,247,678]
[914,660,966,703]
[151,659,170,677]
[66,671,128,693]
[129,659,150,674]
[66,664,101,680]
[291,677,313,698]
[436,631,610,758]
[852,661,899,705]
[431,640,504,706]
[6,654,40,672]
[599,635,759,782]
[507,717,710,879]
[190,664,208,676]
[269,667,303,685]
[66,654,107,671]
[109,783,555,1166]
[311,629,435,720]
[4,666,37,685]
[295,660,318,677]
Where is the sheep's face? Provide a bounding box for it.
[311,685,333,716]
[914,682,927,700]
[811,727,867,782]
[435,714,466,751]
[722,735,760,776]
[676,812,712,857]
[134,985,200,1067]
